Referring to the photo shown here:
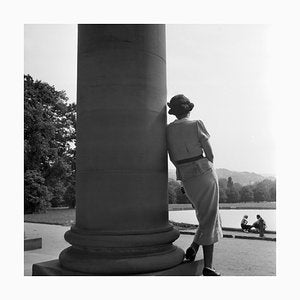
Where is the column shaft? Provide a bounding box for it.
[59,24,184,275]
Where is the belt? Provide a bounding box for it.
[176,154,204,165]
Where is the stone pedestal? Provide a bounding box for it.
[54,24,184,275]
[33,259,203,276]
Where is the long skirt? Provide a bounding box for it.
[178,159,223,245]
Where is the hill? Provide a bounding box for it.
[168,168,275,186]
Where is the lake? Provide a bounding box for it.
[169,209,276,231]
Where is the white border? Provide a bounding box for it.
[1,0,299,299]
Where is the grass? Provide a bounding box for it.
[24,208,75,226]
[24,202,276,226]
[219,202,276,209]
[169,202,275,210]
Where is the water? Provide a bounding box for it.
[169,209,276,231]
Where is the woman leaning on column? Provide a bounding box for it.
[167,94,223,276]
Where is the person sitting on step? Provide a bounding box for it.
[252,215,267,237]
[240,215,253,232]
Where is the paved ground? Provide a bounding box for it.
[24,222,276,276]
[179,227,276,241]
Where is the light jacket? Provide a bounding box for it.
[167,118,212,181]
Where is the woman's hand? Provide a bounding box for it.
[202,139,214,163]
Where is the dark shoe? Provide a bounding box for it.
[202,267,221,276]
[185,247,197,261]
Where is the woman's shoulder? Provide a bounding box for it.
[195,119,208,128]
[186,119,206,127]
[167,119,203,128]
[185,119,204,124]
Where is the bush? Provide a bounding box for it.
[49,180,67,207]
[168,179,190,204]
[24,170,52,213]
[64,183,76,208]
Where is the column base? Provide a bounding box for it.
[59,244,184,275]
[33,258,203,276]
[59,225,185,274]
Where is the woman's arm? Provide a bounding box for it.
[202,139,214,163]
[196,120,214,162]
[168,154,178,169]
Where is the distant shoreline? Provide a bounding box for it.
[169,202,276,211]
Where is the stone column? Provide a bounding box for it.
[59,24,184,274]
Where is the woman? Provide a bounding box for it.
[167,94,223,276]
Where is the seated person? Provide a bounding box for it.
[240,215,252,232]
[252,214,267,237]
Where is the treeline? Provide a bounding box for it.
[24,75,76,213]
[218,177,276,203]
[168,176,276,204]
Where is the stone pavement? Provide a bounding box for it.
[24,223,276,276]
[179,228,276,241]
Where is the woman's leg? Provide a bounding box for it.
[202,244,221,275]
[246,225,253,231]
[202,244,214,268]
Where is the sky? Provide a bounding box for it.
[24,24,274,175]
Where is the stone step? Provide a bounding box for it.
[32,259,204,276]
[24,236,42,251]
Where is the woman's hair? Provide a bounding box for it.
[244,215,248,218]
[175,112,189,119]
[167,94,194,116]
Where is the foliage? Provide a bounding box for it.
[227,177,233,189]
[253,181,271,202]
[64,180,76,208]
[168,174,276,205]
[219,177,276,204]
[24,170,52,213]
[168,179,178,204]
[175,186,190,204]
[24,74,76,213]
[168,179,190,204]
[240,185,254,202]
[226,186,240,203]
[219,187,228,203]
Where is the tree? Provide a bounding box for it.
[253,182,271,202]
[269,181,276,202]
[218,178,228,203]
[225,177,240,203]
[24,170,52,213]
[233,182,243,193]
[167,179,190,204]
[24,74,76,212]
[259,179,276,202]
[240,185,254,202]
[218,178,227,189]
[175,185,190,204]
[219,186,228,203]
[168,179,178,204]
[226,187,240,203]
[227,177,233,189]
[64,178,76,208]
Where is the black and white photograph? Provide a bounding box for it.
[24,24,276,277]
